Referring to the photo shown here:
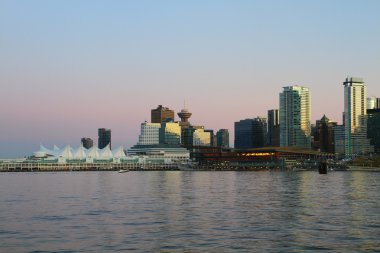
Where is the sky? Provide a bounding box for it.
[1,0,379,158]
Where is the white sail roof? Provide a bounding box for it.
[87,146,100,158]
[113,146,126,158]
[99,144,113,159]
[73,145,87,159]
[59,145,73,159]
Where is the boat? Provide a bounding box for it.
[118,169,129,173]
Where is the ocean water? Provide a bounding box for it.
[0,171,379,252]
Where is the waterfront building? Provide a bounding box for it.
[81,137,93,149]
[367,109,380,153]
[343,77,373,155]
[279,86,311,148]
[137,122,161,145]
[216,129,229,148]
[235,119,255,149]
[267,109,280,147]
[127,145,190,163]
[98,128,111,149]
[32,144,126,164]
[159,122,181,145]
[151,105,175,123]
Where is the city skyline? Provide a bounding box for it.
[1,1,380,157]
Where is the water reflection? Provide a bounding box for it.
[0,171,379,252]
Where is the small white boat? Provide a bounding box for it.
[118,169,129,173]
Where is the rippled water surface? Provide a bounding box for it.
[0,171,380,252]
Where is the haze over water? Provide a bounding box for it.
[1,171,379,252]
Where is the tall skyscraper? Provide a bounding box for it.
[216,129,229,148]
[98,128,111,149]
[279,86,311,148]
[151,105,175,123]
[343,77,373,155]
[267,109,280,146]
[81,137,93,149]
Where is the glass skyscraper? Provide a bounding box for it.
[343,77,373,156]
[98,128,111,149]
[279,86,311,148]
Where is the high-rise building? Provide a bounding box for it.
[204,130,215,146]
[267,109,280,146]
[368,97,380,110]
[367,109,380,153]
[234,117,267,149]
[279,86,311,148]
[193,128,211,146]
[234,119,255,149]
[252,117,267,148]
[343,77,373,155]
[159,122,181,145]
[151,105,175,123]
[317,115,337,153]
[137,122,161,145]
[367,97,376,110]
[334,125,345,155]
[216,129,229,148]
[81,137,93,149]
[98,128,111,149]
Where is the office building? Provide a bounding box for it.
[252,117,267,148]
[234,117,267,149]
[317,115,337,153]
[279,86,311,148]
[367,109,380,153]
[151,105,175,123]
[159,122,181,145]
[343,77,373,155]
[98,128,111,149]
[183,126,211,146]
[216,129,229,148]
[81,138,93,149]
[267,109,280,146]
[193,128,211,146]
[137,122,161,145]
[235,119,255,149]
[334,125,345,155]
[367,97,380,110]
[204,129,215,146]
